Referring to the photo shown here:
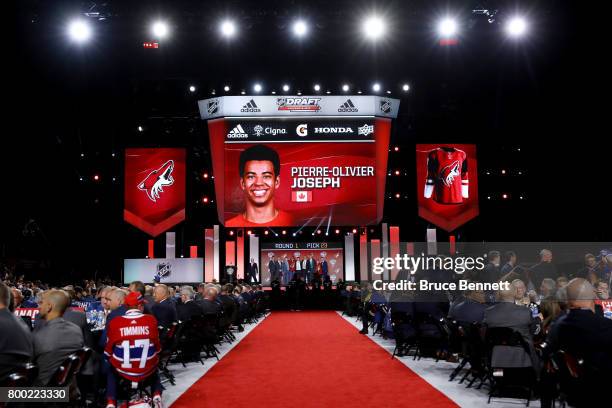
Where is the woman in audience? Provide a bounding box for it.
[539,295,562,335]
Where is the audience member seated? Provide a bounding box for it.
[0,282,34,381]
[556,276,568,290]
[104,292,162,408]
[512,279,530,306]
[33,290,84,386]
[538,278,556,303]
[106,288,128,324]
[545,278,612,404]
[152,284,178,329]
[448,289,486,324]
[196,286,222,315]
[539,296,562,335]
[177,286,202,322]
[483,287,541,371]
[11,287,38,308]
[128,281,153,314]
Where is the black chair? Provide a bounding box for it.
[390,311,417,359]
[456,322,486,388]
[484,327,536,406]
[0,363,38,387]
[158,322,180,385]
[414,314,448,361]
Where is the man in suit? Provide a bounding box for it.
[295,256,302,280]
[152,284,178,329]
[484,286,541,371]
[248,258,259,283]
[268,255,279,283]
[33,290,84,385]
[481,251,501,283]
[529,249,560,290]
[448,290,487,324]
[196,286,221,315]
[0,282,33,381]
[177,286,202,322]
[320,257,329,280]
[128,280,153,314]
[500,251,517,276]
[281,255,290,285]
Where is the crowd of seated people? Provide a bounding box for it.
[347,248,612,407]
[0,274,268,408]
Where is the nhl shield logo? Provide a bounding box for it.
[154,262,172,283]
[380,99,392,114]
[207,99,219,114]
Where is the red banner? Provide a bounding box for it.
[124,148,186,237]
[416,144,479,232]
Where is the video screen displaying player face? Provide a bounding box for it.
[208,118,388,227]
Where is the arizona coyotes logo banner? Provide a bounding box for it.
[416,144,479,232]
[124,148,186,236]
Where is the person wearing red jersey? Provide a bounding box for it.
[226,145,294,227]
[424,146,469,204]
[104,292,162,408]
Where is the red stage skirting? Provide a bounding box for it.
[172,311,456,408]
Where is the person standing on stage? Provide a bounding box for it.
[248,258,259,283]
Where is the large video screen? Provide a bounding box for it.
[260,242,344,286]
[208,117,391,227]
[124,258,203,284]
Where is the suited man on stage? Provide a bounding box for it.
[320,256,329,280]
[268,255,279,283]
[248,258,259,283]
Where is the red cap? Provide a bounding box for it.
[125,292,144,307]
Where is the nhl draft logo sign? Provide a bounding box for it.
[416,144,479,232]
[124,148,186,237]
[154,262,172,283]
[380,99,392,114]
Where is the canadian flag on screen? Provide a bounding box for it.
[291,191,312,202]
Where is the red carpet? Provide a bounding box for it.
[172,311,457,408]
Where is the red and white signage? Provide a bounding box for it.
[124,148,186,236]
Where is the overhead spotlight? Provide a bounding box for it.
[220,20,237,38]
[240,90,246,95]
[229,230,235,236]
[372,83,381,92]
[253,83,262,93]
[506,16,527,37]
[223,85,230,92]
[292,20,308,37]
[335,229,340,234]
[137,126,143,132]
[264,230,269,235]
[402,83,410,92]
[325,90,331,94]
[438,18,458,37]
[292,233,297,237]
[313,84,321,92]
[68,19,92,43]
[189,85,196,93]
[386,90,391,94]
[151,21,169,39]
[352,228,357,234]
[93,174,100,182]
[342,84,350,92]
[282,84,290,92]
[282,230,287,235]
[271,91,276,94]
[394,146,399,151]
[363,16,386,40]
[357,90,362,94]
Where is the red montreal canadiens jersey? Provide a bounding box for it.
[104,309,161,381]
[425,147,469,204]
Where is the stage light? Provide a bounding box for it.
[394,146,399,152]
[180,255,184,258]
[202,196,209,203]
[312,232,315,236]
[520,196,524,200]
[253,83,262,93]
[229,230,234,236]
[220,20,236,38]
[111,152,115,157]
[317,229,321,235]
[68,19,92,43]
[363,16,385,40]
[189,85,196,93]
[394,170,400,175]
[335,229,340,234]
[264,230,269,235]
[151,21,169,39]
[138,126,143,132]
[501,169,506,175]
[93,174,100,181]
[352,228,357,234]
[247,230,252,235]
[395,193,400,199]
[223,85,230,92]
[357,90,362,94]
[240,90,246,95]
[80,153,85,158]
[325,90,331,94]
[314,84,321,92]
[282,230,287,235]
[402,84,410,92]
[502,193,509,199]
[292,20,308,37]
[438,18,458,37]
[202,172,209,179]
[372,83,381,92]
[506,16,527,37]
[342,84,350,92]
[79,177,84,182]
[292,233,296,237]
[386,90,391,94]
[282,84,290,92]
[112,177,116,181]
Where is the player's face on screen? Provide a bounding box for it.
[240,160,279,207]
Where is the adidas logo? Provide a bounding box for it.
[338,99,358,112]
[240,99,261,113]
[227,124,248,139]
